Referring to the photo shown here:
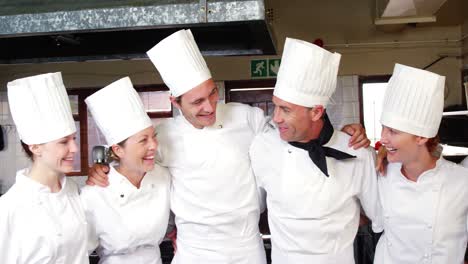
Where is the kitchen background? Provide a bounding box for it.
[0,0,467,263]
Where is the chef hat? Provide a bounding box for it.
[274,37,341,108]
[147,29,212,97]
[85,77,152,145]
[7,72,76,145]
[380,63,445,138]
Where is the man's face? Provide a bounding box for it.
[171,79,219,129]
[272,96,322,142]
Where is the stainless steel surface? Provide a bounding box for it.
[0,0,276,63]
[0,1,264,36]
[91,145,112,165]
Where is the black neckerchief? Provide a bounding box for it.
[289,114,356,177]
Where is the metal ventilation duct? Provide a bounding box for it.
[0,0,276,64]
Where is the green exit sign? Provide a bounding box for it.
[268,59,280,77]
[251,59,281,78]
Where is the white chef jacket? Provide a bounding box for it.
[249,128,382,264]
[461,156,468,168]
[156,103,267,264]
[375,158,468,264]
[0,169,89,264]
[81,164,170,264]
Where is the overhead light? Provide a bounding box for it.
[375,16,436,25]
[442,111,468,116]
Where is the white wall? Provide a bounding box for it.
[329,76,360,128]
[462,0,468,67]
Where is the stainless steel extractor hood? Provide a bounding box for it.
[0,0,276,64]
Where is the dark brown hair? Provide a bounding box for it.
[20,141,34,161]
[109,138,128,161]
[425,135,440,154]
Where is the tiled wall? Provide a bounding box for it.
[329,75,361,128]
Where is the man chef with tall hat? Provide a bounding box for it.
[88,29,371,263]
[147,29,268,264]
[249,37,382,263]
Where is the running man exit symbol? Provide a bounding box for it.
[250,59,281,78]
[251,59,267,77]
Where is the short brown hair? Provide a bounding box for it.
[20,141,34,161]
[425,135,440,154]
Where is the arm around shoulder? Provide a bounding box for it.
[356,148,383,233]
[0,198,16,262]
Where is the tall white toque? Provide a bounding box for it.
[147,29,212,97]
[274,37,341,108]
[7,72,76,144]
[85,77,153,145]
[380,63,445,138]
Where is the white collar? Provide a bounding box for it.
[393,158,445,184]
[16,168,67,195]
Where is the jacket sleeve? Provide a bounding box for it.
[357,149,384,233]
[249,136,267,213]
[247,105,269,135]
[0,200,16,263]
[80,191,100,253]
